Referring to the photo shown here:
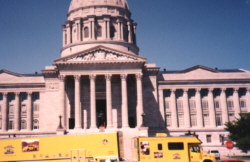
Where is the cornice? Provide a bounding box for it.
[158,79,250,85]
[0,83,45,89]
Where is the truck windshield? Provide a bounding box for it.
[190,145,200,153]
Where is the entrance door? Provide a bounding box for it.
[96,100,107,128]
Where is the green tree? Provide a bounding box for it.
[225,113,250,153]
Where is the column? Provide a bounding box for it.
[90,74,97,129]
[170,89,178,128]
[27,92,32,131]
[118,21,121,40]
[220,88,229,124]
[246,88,250,112]
[90,18,95,40]
[66,23,71,44]
[127,21,132,43]
[183,89,191,128]
[62,26,66,46]
[195,88,203,128]
[76,19,81,42]
[158,89,164,125]
[59,75,66,128]
[2,93,7,132]
[107,19,110,39]
[136,73,144,127]
[105,74,113,128]
[121,74,129,128]
[14,92,20,131]
[74,75,81,129]
[208,88,216,128]
[133,23,137,44]
[121,22,124,40]
[233,88,241,119]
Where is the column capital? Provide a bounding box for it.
[170,89,176,93]
[221,88,227,93]
[127,21,131,26]
[2,92,8,97]
[233,88,239,93]
[27,92,33,96]
[195,88,202,92]
[74,75,81,81]
[15,92,20,96]
[58,75,66,81]
[120,74,127,80]
[105,74,112,81]
[135,73,143,80]
[89,74,96,80]
[183,88,189,93]
[208,88,214,93]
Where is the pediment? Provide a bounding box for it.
[55,46,147,64]
[179,65,220,74]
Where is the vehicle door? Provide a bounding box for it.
[188,144,202,162]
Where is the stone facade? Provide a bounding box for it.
[0,0,250,160]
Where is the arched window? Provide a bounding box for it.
[97,25,102,37]
[21,120,27,129]
[84,27,89,38]
[110,25,115,39]
[33,119,39,130]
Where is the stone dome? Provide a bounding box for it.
[69,0,129,13]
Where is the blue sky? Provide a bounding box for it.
[0,0,250,74]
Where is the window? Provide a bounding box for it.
[84,27,89,38]
[166,114,171,127]
[214,100,220,109]
[21,120,27,129]
[202,100,208,110]
[240,100,246,108]
[229,113,235,122]
[216,114,222,126]
[97,25,102,37]
[9,105,15,114]
[165,101,170,109]
[227,100,234,110]
[110,25,115,39]
[203,114,209,126]
[219,135,225,145]
[191,114,197,127]
[190,146,200,153]
[158,144,162,150]
[33,119,39,130]
[33,103,39,112]
[8,120,14,130]
[178,114,184,127]
[206,135,212,143]
[168,143,184,150]
[177,100,183,112]
[21,105,27,114]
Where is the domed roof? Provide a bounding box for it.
[69,0,129,13]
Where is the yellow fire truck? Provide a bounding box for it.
[0,132,215,162]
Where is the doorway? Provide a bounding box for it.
[96,100,107,128]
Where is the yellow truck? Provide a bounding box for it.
[133,133,215,162]
[0,132,215,162]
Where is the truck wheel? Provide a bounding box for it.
[203,160,212,162]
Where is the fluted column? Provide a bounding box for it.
[133,23,137,44]
[208,88,216,128]
[170,89,178,128]
[27,92,33,131]
[2,93,7,132]
[105,74,113,128]
[118,21,121,40]
[127,22,132,43]
[158,89,164,126]
[90,74,97,129]
[74,75,81,129]
[195,88,203,128]
[183,89,191,128]
[59,75,66,128]
[220,88,228,124]
[14,92,20,131]
[76,19,81,42]
[107,19,110,39]
[63,27,67,46]
[136,73,144,127]
[121,22,124,40]
[121,74,129,128]
[246,88,250,112]
[233,88,241,119]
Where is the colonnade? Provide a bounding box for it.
[59,73,144,130]
[63,17,137,46]
[159,87,250,129]
[0,92,34,132]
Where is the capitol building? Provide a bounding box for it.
[0,0,250,159]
